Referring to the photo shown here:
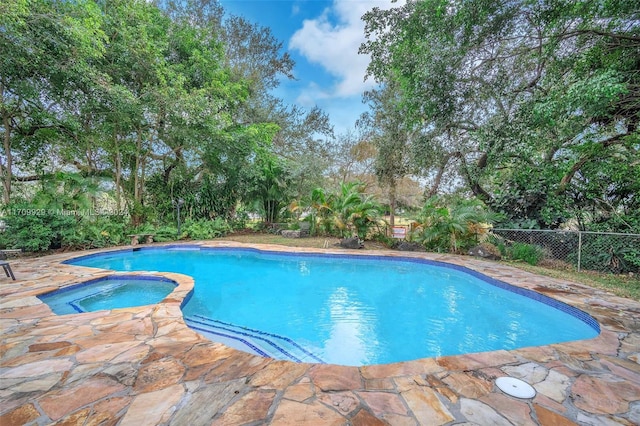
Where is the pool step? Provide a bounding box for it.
[184,315,325,364]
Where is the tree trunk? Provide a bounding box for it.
[1,85,13,204]
[114,133,122,212]
[388,180,396,229]
[134,131,142,203]
[427,153,453,197]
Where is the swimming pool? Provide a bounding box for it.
[62,246,599,366]
[38,275,177,315]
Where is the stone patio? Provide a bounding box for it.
[1,241,639,425]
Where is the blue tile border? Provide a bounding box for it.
[39,274,177,296]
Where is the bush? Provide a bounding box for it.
[567,234,640,274]
[487,234,508,257]
[509,242,545,265]
[230,210,250,229]
[372,231,396,248]
[61,217,128,249]
[183,218,231,240]
[153,225,179,242]
[3,204,77,251]
[411,196,501,253]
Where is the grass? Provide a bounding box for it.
[222,233,340,248]
[505,261,640,301]
[220,232,640,301]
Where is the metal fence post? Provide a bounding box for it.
[577,231,582,272]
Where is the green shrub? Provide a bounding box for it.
[509,242,545,265]
[372,231,395,248]
[230,210,250,229]
[624,249,640,269]
[487,234,508,257]
[3,204,77,251]
[411,196,501,253]
[568,235,640,274]
[153,225,179,242]
[60,217,128,249]
[183,218,231,240]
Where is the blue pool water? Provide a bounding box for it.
[38,275,177,315]
[60,247,599,366]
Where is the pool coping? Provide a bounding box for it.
[1,241,639,425]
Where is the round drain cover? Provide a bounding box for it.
[496,377,536,399]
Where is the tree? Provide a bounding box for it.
[412,196,500,253]
[248,153,292,224]
[330,182,383,238]
[0,0,106,204]
[361,0,640,230]
[360,82,415,227]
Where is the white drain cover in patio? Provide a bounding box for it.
[496,377,536,399]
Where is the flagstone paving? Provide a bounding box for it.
[1,241,639,425]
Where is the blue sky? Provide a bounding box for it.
[219,0,402,134]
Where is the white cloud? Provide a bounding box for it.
[289,0,401,99]
[295,82,330,107]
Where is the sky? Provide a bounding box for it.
[219,0,403,135]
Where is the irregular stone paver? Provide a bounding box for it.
[171,379,246,425]
[308,364,362,391]
[1,241,639,425]
[0,404,40,426]
[443,371,494,398]
[480,392,536,426]
[250,360,309,388]
[357,391,409,417]
[89,397,133,426]
[533,369,571,403]
[133,357,185,393]
[76,341,144,364]
[460,398,512,425]
[211,389,276,425]
[120,384,184,426]
[38,376,126,421]
[282,379,315,402]
[502,362,549,384]
[1,358,73,379]
[350,408,390,426]
[401,387,455,424]
[571,373,640,414]
[270,399,346,425]
[534,404,578,426]
[318,391,360,415]
[5,373,61,393]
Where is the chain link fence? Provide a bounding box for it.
[489,229,640,274]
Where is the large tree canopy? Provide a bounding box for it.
[1,0,330,226]
[361,0,640,231]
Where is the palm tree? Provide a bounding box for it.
[330,182,383,238]
[250,156,291,224]
[349,193,383,239]
[413,197,500,253]
[289,187,333,236]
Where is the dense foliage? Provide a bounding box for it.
[292,182,384,239]
[361,0,639,232]
[0,0,331,250]
[410,196,500,253]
